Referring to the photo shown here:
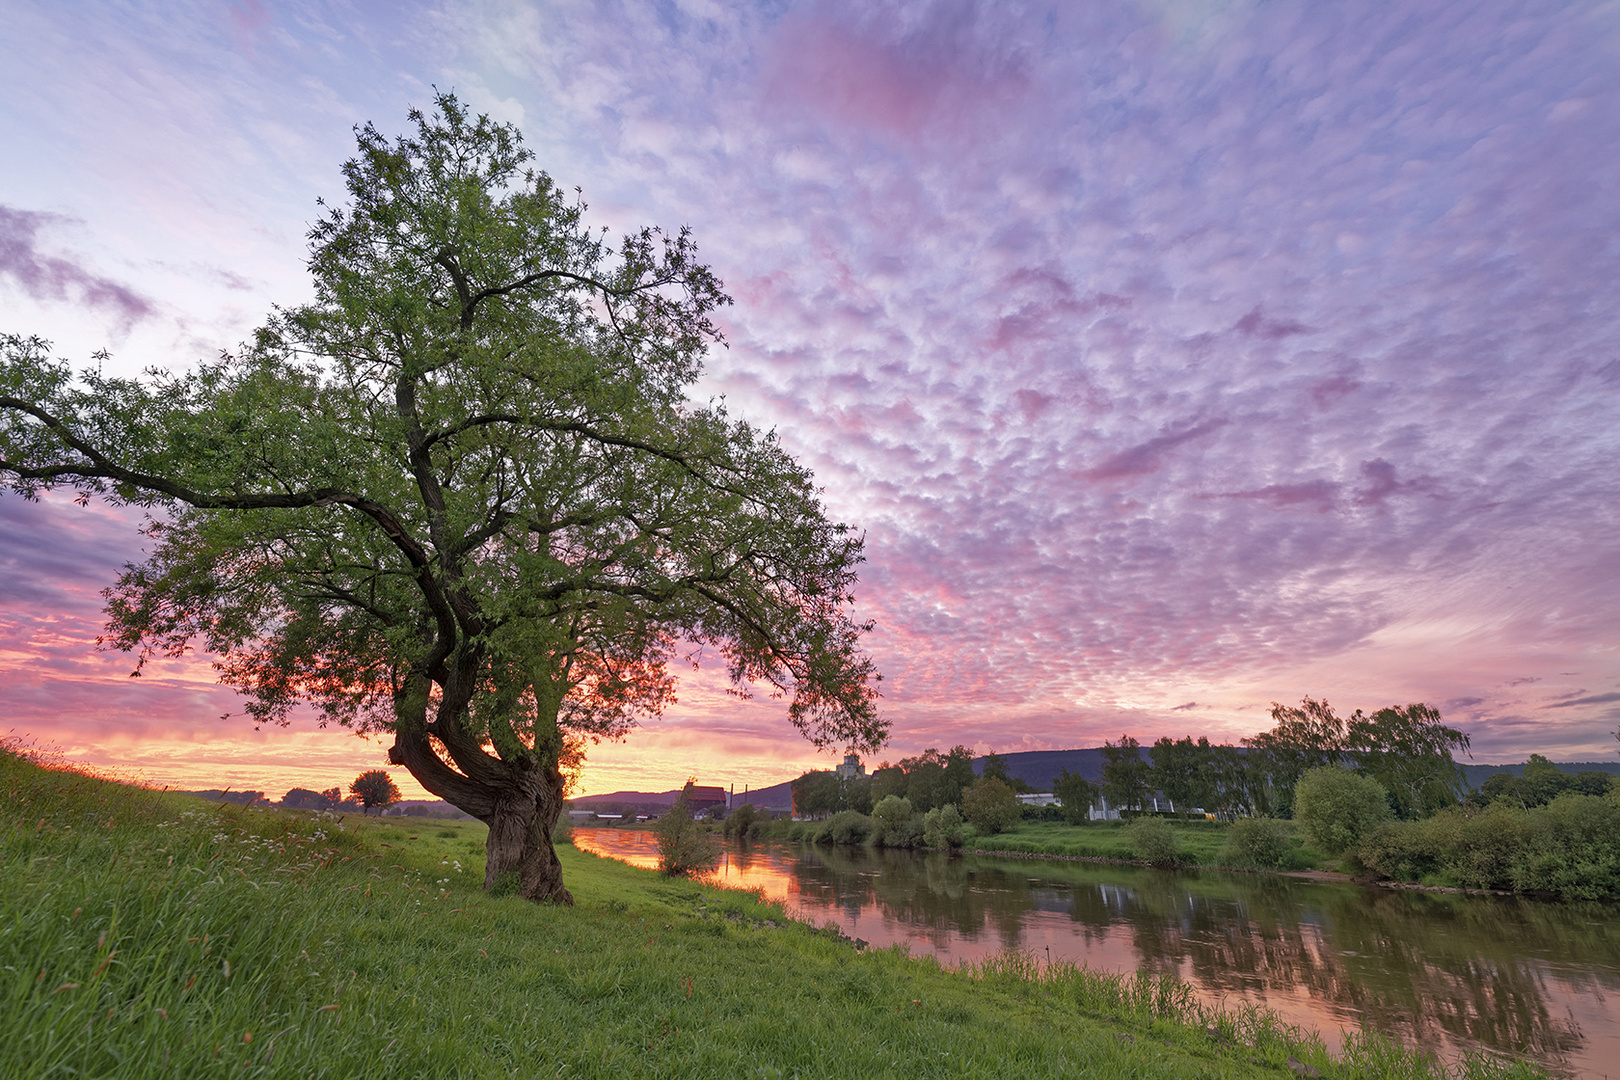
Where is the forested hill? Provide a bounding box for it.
[971,749,1115,789]
[1460,761,1620,787]
[968,749,1619,793]
[571,779,796,813]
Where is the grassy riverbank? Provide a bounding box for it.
[755,815,1329,871]
[3,748,1541,1078]
[955,818,1322,868]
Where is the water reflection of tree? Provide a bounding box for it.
[776,840,1618,1071]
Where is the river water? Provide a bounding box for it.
[574,829,1620,1078]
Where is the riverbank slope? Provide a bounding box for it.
[1,747,1542,1079]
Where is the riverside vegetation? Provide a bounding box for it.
[1,744,1548,1079]
[756,776,1620,898]
[776,701,1620,899]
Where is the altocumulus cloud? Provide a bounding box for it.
[448,0,1620,756]
[2,0,1619,791]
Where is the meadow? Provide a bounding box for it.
[2,746,1543,1079]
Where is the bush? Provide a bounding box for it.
[961,777,1021,835]
[1356,794,1620,900]
[1357,817,1443,883]
[1513,792,1620,899]
[1221,816,1291,869]
[1124,816,1180,866]
[1294,767,1390,855]
[812,810,873,846]
[655,787,720,876]
[922,803,966,848]
[552,813,574,846]
[724,802,761,839]
[871,795,924,848]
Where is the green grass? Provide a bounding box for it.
[952,817,1324,870]
[2,746,1540,1079]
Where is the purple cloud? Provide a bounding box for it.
[0,206,153,328]
[1234,307,1311,340]
[1546,693,1620,709]
[1085,419,1230,481]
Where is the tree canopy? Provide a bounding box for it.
[0,95,884,902]
[350,769,402,813]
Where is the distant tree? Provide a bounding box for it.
[1345,703,1469,819]
[1204,742,1257,820]
[868,762,907,805]
[1052,768,1095,825]
[1149,736,1206,818]
[280,787,335,810]
[1244,699,1348,817]
[1575,771,1615,797]
[350,770,402,814]
[321,786,343,808]
[980,752,1032,794]
[1293,767,1389,855]
[980,752,1010,785]
[790,769,871,818]
[900,746,976,812]
[1468,771,1531,810]
[790,770,834,818]
[961,777,1021,835]
[1471,758,1614,809]
[1101,735,1152,818]
[870,795,924,848]
[656,783,719,876]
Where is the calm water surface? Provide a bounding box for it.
[574,829,1620,1078]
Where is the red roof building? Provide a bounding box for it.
[686,785,727,813]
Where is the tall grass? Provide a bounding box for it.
[0,744,440,1077]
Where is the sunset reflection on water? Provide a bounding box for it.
[573,829,1620,1078]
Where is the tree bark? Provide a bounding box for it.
[480,768,574,904]
[387,725,575,905]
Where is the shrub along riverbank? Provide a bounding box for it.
[2,746,1545,1079]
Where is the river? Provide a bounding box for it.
[573,829,1620,1078]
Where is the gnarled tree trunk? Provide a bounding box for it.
[479,766,573,904]
[388,722,575,905]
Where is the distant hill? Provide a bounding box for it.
[972,748,1122,789]
[973,750,1620,793]
[1460,761,1620,787]
[571,778,796,814]
[569,789,681,811]
[729,779,795,812]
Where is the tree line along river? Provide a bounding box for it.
[574,829,1620,1079]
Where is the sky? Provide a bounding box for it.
[2,0,1618,800]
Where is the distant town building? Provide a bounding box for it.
[685,785,727,815]
[835,754,865,779]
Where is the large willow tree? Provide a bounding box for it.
[0,96,885,903]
